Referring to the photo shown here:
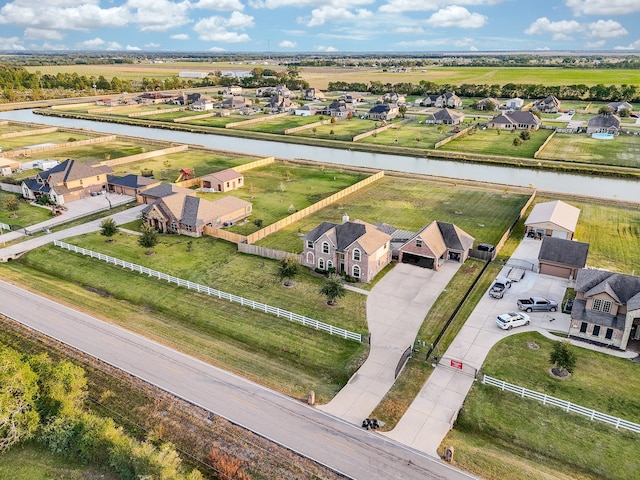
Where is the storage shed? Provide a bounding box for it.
[524,200,580,240]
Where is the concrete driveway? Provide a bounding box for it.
[318,261,460,425]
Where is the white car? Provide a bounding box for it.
[496,312,530,330]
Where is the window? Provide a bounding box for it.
[96,176,100,181]
[353,248,361,261]
[579,322,588,333]
[306,240,313,249]
[416,239,423,248]
[318,258,325,270]
[592,325,601,337]
[170,222,178,230]
[352,265,361,278]
[602,301,612,314]
[592,298,613,313]
[605,328,614,340]
[185,224,192,232]
[322,242,329,254]
[592,298,602,311]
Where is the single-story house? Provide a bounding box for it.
[191,97,215,111]
[524,200,580,240]
[607,101,633,114]
[137,183,196,205]
[294,104,322,116]
[538,237,589,279]
[221,96,252,109]
[222,86,242,96]
[301,216,392,283]
[505,98,524,110]
[21,159,113,205]
[200,169,244,192]
[341,93,366,104]
[142,193,252,237]
[487,111,541,130]
[367,103,399,121]
[425,108,465,125]
[107,174,161,197]
[569,269,640,350]
[398,221,474,270]
[0,157,20,177]
[302,88,326,101]
[533,95,560,113]
[587,114,621,135]
[135,92,177,105]
[477,98,502,111]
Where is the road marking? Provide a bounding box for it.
[316,432,355,452]
[229,393,259,410]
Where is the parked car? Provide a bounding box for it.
[489,276,512,299]
[517,296,558,312]
[496,312,531,330]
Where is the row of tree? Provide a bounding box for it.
[0,346,203,479]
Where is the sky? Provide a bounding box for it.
[1,0,640,53]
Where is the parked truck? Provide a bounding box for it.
[517,296,558,312]
[489,276,512,299]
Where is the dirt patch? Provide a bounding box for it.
[84,286,112,298]
[528,341,540,350]
[549,367,571,379]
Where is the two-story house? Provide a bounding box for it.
[569,269,640,350]
[302,217,392,283]
[367,103,399,121]
[533,95,560,113]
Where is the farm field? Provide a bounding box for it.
[446,332,640,480]
[538,133,640,168]
[0,131,95,151]
[255,175,531,253]
[439,128,553,158]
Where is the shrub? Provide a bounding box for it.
[138,224,158,249]
[3,195,19,212]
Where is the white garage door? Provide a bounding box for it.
[551,230,568,239]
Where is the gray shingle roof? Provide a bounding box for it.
[304,222,336,242]
[575,269,640,309]
[437,221,474,251]
[107,174,157,189]
[538,237,589,267]
[571,298,627,329]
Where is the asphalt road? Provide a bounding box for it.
[0,279,476,480]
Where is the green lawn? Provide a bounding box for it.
[292,117,382,141]
[358,122,451,149]
[0,122,47,135]
[439,128,553,158]
[0,131,95,151]
[256,176,531,253]
[22,138,165,164]
[232,114,325,134]
[538,133,640,169]
[180,114,250,127]
[0,191,53,227]
[447,332,640,480]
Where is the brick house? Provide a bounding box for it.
[487,111,541,130]
[425,108,465,125]
[302,217,392,283]
[398,221,474,270]
[200,169,244,192]
[569,269,640,350]
[367,103,399,121]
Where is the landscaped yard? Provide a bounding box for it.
[256,175,531,252]
[446,332,640,480]
[439,128,553,158]
[0,191,53,227]
[537,133,640,169]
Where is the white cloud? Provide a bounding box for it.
[380,0,503,14]
[127,0,191,32]
[585,39,606,48]
[145,42,161,47]
[566,0,640,16]
[193,0,245,11]
[278,40,296,47]
[39,41,69,50]
[306,6,372,27]
[0,36,25,50]
[614,39,640,50]
[126,45,141,50]
[252,0,373,8]
[0,1,128,30]
[24,28,64,40]
[78,37,106,48]
[587,19,627,38]
[314,45,338,51]
[105,41,123,50]
[425,6,487,28]
[209,46,226,51]
[194,11,254,42]
[171,33,190,40]
[394,26,424,34]
[469,45,478,51]
[525,17,583,40]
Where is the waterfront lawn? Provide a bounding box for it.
[439,128,553,158]
[140,109,215,122]
[232,114,325,134]
[358,123,451,149]
[22,138,164,164]
[256,176,531,252]
[0,122,47,135]
[537,133,640,168]
[181,114,250,128]
[446,332,640,480]
[0,191,53,227]
[292,117,381,141]
[199,163,368,235]
[0,131,95,151]
[3,243,368,401]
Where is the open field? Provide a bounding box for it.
[292,117,395,141]
[440,128,553,158]
[446,332,640,480]
[20,138,164,164]
[0,122,48,135]
[232,114,327,134]
[359,122,453,148]
[255,175,531,252]
[538,133,640,168]
[0,191,53,227]
[0,131,95,151]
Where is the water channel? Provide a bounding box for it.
[1,109,638,203]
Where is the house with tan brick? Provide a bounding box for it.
[201,169,244,192]
[398,221,474,270]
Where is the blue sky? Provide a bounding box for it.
[0,0,639,53]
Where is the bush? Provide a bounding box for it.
[3,195,19,212]
[138,224,158,249]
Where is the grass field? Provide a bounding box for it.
[538,133,640,168]
[0,191,53,227]
[0,131,95,151]
[446,331,640,480]
[232,114,326,134]
[358,122,451,148]
[440,128,553,158]
[21,138,164,164]
[292,117,384,141]
[255,176,531,252]
[0,122,46,135]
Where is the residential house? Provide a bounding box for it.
[380,92,406,105]
[135,92,177,105]
[137,183,196,205]
[524,200,580,240]
[302,87,326,101]
[424,108,465,125]
[142,192,252,237]
[221,96,252,109]
[587,114,621,135]
[200,169,244,192]
[607,101,633,115]
[294,104,322,116]
[222,85,243,96]
[0,157,20,177]
[21,159,113,205]
[417,94,439,107]
[95,98,121,107]
[477,98,502,111]
[538,237,589,279]
[398,221,474,270]
[533,95,560,113]
[487,111,541,130]
[434,92,462,109]
[256,85,291,98]
[191,96,215,111]
[341,93,366,104]
[569,269,640,350]
[366,103,399,121]
[505,98,524,110]
[321,99,354,118]
[301,217,392,283]
[266,94,297,113]
[107,174,161,197]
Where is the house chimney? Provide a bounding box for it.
[342,213,349,224]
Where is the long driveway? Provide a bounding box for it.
[0,279,476,480]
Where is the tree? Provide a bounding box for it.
[138,224,158,250]
[512,137,523,147]
[277,256,299,286]
[519,130,531,141]
[3,195,19,212]
[398,105,407,118]
[320,274,346,306]
[100,217,118,238]
[598,105,614,115]
[550,341,576,375]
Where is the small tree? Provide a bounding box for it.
[399,105,407,118]
[277,256,299,286]
[512,137,523,148]
[320,274,346,306]
[519,130,531,141]
[550,341,577,376]
[330,116,336,124]
[3,195,19,212]
[100,218,118,238]
[138,223,158,250]
[598,105,614,115]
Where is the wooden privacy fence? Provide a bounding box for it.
[174,112,217,123]
[284,118,332,135]
[246,171,385,244]
[54,240,362,342]
[533,129,557,158]
[203,226,247,243]
[128,107,186,118]
[225,111,291,129]
[238,243,302,262]
[233,156,275,172]
[3,135,117,158]
[483,375,640,434]
[434,124,476,149]
[99,145,189,167]
[0,127,58,139]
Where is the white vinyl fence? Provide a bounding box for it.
[483,374,640,433]
[54,240,362,342]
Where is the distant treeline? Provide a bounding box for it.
[328,80,640,103]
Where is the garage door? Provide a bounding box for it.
[551,230,569,239]
[540,263,572,278]
[401,252,434,269]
